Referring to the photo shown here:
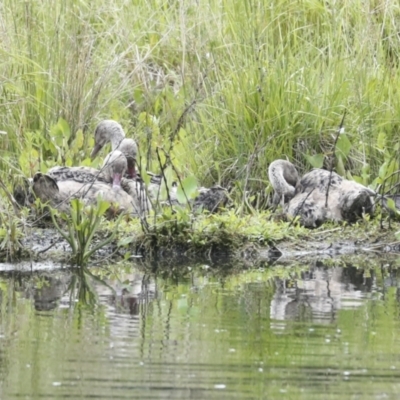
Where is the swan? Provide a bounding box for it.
[31,171,149,217]
[91,120,138,179]
[26,150,150,217]
[144,172,229,212]
[192,185,229,213]
[268,159,375,227]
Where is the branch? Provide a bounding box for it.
[325,110,347,208]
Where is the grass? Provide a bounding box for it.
[1,0,400,262]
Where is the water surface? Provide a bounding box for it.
[0,257,400,399]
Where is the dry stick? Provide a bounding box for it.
[380,167,389,229]
[169,99,198,148]
[242,138,261,215]
[168,65,209,146]
[325,110,347,208]
[160,68,208,173]
[133,147,151,233]
[149,97,198,216]
[287,188,315,228]
[378,168,400,229]
[36,237,64,255]
[381,173,400,194]
[0,177,21,216]
[169,162,192,210]
[155,148,174,216]
[145,70,208,228]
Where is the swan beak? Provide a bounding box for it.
[90,144,102,160]
[112,173,122,189]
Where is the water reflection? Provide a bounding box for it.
[270,263,375,324]
[1,258,400,399]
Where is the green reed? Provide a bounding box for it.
[1,0,400,204]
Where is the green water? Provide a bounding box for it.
[0,259,400,399]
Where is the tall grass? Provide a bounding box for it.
[1,0,400,197]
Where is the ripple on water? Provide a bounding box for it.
[1,261,400,399]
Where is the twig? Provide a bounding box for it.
[310,227,342,235]
[287,188,315,228]
[325,110,347,208]
[379,167,400,229]
[0,177,21,216]
[37,236,64,255]
[155,148,178,219]
[169,162,192,210]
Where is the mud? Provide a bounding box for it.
[0,225,399,273]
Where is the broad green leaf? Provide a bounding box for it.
[72,129,84,152]
[140,169,151,186]
[81,158,92,167]
[118,237,134,247]
[376,132,386,151]
[386,198,397,213]
[18,153,29,174]
[96,199,111,215]
[361,164,371,185]
[379,161,388,179]
[177,176,198,203]
[133,88,143,104]
[336,155,346,176]
[335,134,352,157]
[57,118,71,141]
[305,153,324,168]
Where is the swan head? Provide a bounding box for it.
[102,150,128,190]
[91,120,126,159]
[32,173,59,201]
[118,138,138,179]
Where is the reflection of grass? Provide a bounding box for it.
[68,266,116,308]
[51,198,122,267]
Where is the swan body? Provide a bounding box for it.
[91,120,138,178]
[31,173,146,217]
[32,151,151,217]
[269,159,375,228]
[48,150,127,186]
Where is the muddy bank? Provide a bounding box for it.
[1,224,399,272]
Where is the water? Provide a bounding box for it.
[1,258,400,399]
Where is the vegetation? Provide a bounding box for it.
[50,198,122,267]
[1,0,400,263]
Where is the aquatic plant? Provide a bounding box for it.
[0,208,25,262]
[51,198,122,267]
